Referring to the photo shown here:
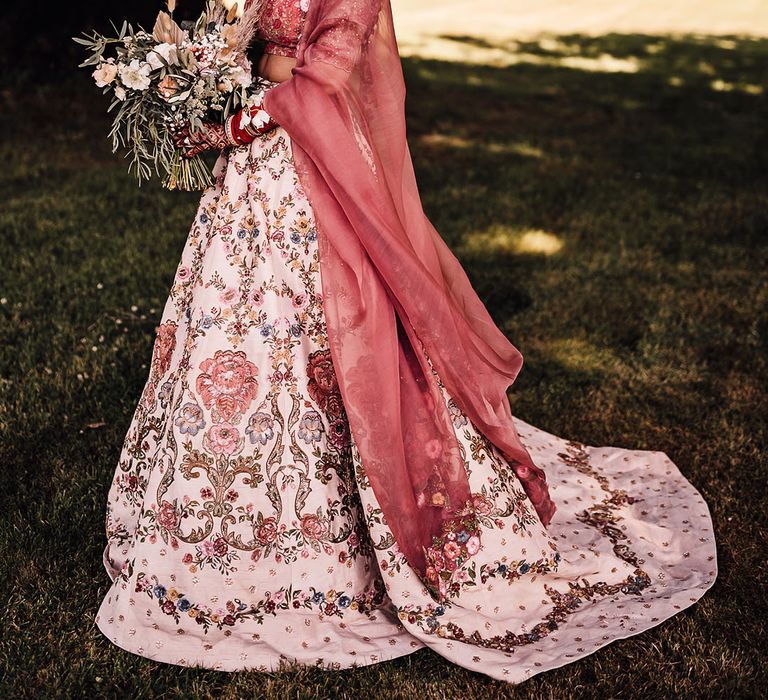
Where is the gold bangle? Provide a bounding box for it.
[242,120,259,138]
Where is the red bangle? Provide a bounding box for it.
[224,115,241,146]
[230,103,279,144]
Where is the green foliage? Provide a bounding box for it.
[0,32,767,699]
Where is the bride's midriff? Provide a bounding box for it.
[257,53,297,83]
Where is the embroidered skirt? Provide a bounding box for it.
[95,123,717,684]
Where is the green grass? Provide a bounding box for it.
[1,33,767,699]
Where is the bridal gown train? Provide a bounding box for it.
[95,124,717,684]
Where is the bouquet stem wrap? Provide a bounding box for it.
[262,0,556,578]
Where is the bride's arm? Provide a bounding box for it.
[175,84,279,158]
[225,0,383,144]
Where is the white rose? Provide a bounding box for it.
[118,59,152,91]
[147,42,178,70]
[92,62,118,87]
[145,52,163,72]
[114,85,127,101]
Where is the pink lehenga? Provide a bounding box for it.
[95,0,717,685]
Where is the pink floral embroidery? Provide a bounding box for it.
[157,500,179,530]
[417,469,450,508]
[255,516,278,544]
[422,503,482,601]
[196,349,259,420]
[255,0,307,58]
[300,513,329,541]
[424,439,443,459]
[306,350,339,411]
[152,321,177,378]
[203,423,244,456]
[219,287,239,305]
[471,493,494,516]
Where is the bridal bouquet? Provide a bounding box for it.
[76,0,255,190]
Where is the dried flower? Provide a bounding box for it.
[78,2,258,190]
[221,0,245,20]
[153,11,186,46]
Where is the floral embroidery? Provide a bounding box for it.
[398,601,447,631]
[175,401,206,435]
[245,411,275,444]
[152,321,177,379]
[307,578,388,618]
[254,0,308,58]
[422,504,482,601]
[447,398,468,429]
[478,552,561,585]
[417,468,451,508]
[306,349,351,449]
[136,572,306,630]
[98,123,715,680]
[135,572,388,631]
[404,442,652,652]
[196,349,259,421]
[306,350,340,413]
[298,409,324,444]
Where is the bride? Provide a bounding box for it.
[95,0,717,684]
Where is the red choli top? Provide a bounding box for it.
[246,0,309,58]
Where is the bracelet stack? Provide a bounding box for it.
[225,103,280,147]
[224,114,246,146]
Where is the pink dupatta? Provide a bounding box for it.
[261,0,556,579]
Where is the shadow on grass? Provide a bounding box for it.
[0,32,766,699]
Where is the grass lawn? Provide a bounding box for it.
[0,33,766,699]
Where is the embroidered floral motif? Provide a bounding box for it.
[307,578,388,618]
[417,468,451,508]
[254,0,308,58]
[405,442,652,652]
[175,401,206,435]
[398,601,447,632]
[245,411,275,444]
[136,572,306,630]
[478,552,561,585]
[306,349,340,413]
[196,349,259,421]
[135,572,388,631]
[422,504,482,601]
[306,349,351,449]
[152,321,178,378]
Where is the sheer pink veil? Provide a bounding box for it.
[261,0,556,577]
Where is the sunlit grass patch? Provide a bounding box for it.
[537,337,623,374]
[419,133,545,158]
[460,226,564,256]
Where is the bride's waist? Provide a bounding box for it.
[256,53,297,83]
